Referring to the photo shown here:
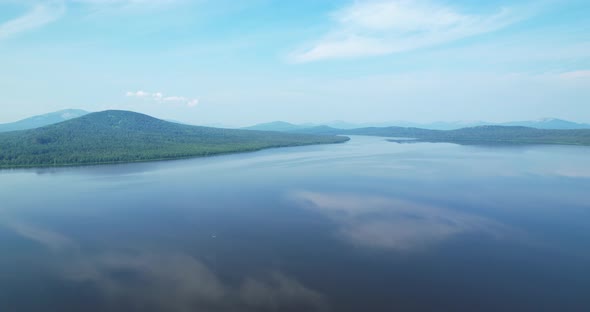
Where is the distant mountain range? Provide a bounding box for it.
[499,118,590,129]
[0,109,89,132]
[0,110,348,168]
[3,110,588,133]
[290,125,590,146]
[243,121,308,132]
[245,118,590,131]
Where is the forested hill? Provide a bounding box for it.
[293,125,590,146]
[0,110,349,168]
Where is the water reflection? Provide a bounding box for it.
[291,191,509,250]
[1,136,590,311]
[65,253,327,312]
[2,221,328,312]
[2,221,76,251]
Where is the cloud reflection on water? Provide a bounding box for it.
[2,221,76,251]
[291,191,507,250]
[65,252,328,312]
[2,222,328,312]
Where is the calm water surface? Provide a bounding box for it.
[1,136,589,311]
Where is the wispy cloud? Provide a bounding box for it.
[289,0,527,63]
[0,1,65,40]
[0,0,181,40]
[71,0,182,11]
[126,90,199,107]
[73,0,177,3]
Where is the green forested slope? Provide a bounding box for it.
[293,125,590,146]
[0,110,349,168]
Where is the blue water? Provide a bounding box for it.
[1,136,589,311]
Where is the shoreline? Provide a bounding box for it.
[0,138,350,170]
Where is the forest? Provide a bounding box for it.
[294,125,590,146]
[0,110,349,168]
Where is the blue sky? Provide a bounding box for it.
[0,0,589,126]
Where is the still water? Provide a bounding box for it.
[1,136,589,311]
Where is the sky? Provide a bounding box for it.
[0,0,589,126]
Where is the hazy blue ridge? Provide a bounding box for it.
[245,118,590,131]
[242,121,307,132]
[0,110,349,168]
[499,118,590,129]
[0,109,89,132]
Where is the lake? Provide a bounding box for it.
[1,136,589,311]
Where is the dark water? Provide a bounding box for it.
[1,136,589,312]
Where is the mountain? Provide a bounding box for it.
[289,125,342,135]
[0,110,349,168]
[0,109,89,132]
[247,118,590,132]
[319,119,590,130]
[294,125,590,146]
[500,118,590,129]
[243,121,306,132]
[314,120,483,130]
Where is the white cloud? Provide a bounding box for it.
[126,90,199,107]
[72,0,179,5]
[163,95,185,101]
[125,90,150,97]
[0,1,65,40]
[0,0,182,40]
[69,0,184,15]
[289,0,526,63]
[187,98,199,107]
